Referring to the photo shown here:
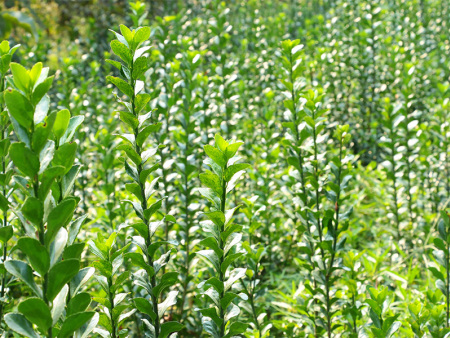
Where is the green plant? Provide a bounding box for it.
[240,197,271,338]
[379,99,403,242]
[5,0,450,336]
[407,300,430,337]
[365,286,401,337]
[0,39,19,326]
[171,45,202,330]
[89,232,133,338]
[197,134,249,337]
[430,210,450,329]
[341,251,365,337]
[106,24,183,337]
[279,39,354,337]
[4,61,95,337]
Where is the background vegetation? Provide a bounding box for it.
[0,0,449,336]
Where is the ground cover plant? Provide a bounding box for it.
[2,0,450,337]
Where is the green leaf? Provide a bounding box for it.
[0,193,8,213]
[38,139,55,175]
[63,243,85,260]
[135,93,151,113]
[0,138,10,158]
[126,252,154,277]
[4,313,39,338]
[62,164,81,199]
[47,259,80,302]
[204,144,226,167]
[204,277,224,294]
[39,166,65,201]
[45,198,77,245]
[224,141,244,160]
[159,321,184,338]
[200,171,223,196]
[69,267,95,297]
[224,268,246,291]
[10,62,30,92]
[0,54,12,74]
[119,25,132,46]
[220,292,239,310]
[52,285,68,326]
[120,111,139,129]
[18,298,52,332]
[224,321,248,338]
[53,109,71,140]
[221,253,243,274]
[134,297,156,321]
[60,116,84,144]
[158,290,178,318]
[28,62,42,86]
[136,123,162,147]
[117,143,141,165]
[32,76,53,106]
[197,250,220,272]
[9,142,39,177]
[144,198,164,220]
[224,233,242,255]
[93,260,112,278]
[5,89,33,129]
[215,134,228,151]
[21,197,43,226]
[110,40,132,64]
[67,292,91,316]
[52,142,77,174]
[106,59,122,70]
[204,211,225,228]
[32,111,56,153]
[200,237,223,258]
[200,307,223,328]
[58,312,96,338]
[4,260,42,298]
[107,75,134,98]
[0,225,13,243]
[132,56,150,79]
[224,163,250,182]
[153,272,179,298]
[133,26,151,48]
[17,237,50,276]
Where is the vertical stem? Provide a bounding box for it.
[325,139,343,337]
[287,46,318,337]
[403,105,414,228]
[388,116,401,242]
[129,58,161,337]
[219,165,227,337]
[34,177,52,338]
[179,80,192,317]
[108,275,117,338]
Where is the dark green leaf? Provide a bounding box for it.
[9,142,39,177]
[18,298,52,332]
[47,259,80,302]
[17,237,50,276]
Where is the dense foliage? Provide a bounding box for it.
[1,0,450,337]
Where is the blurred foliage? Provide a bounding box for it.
[1,0,450,337]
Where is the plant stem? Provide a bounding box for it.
[108,275,117,338]
[129,59,161,337]
[179,91,192,318]
[388,114,401,242]
[219,165,228,337]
